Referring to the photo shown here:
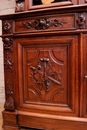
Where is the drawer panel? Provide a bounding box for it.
[15,14,76,33]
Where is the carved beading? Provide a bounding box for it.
[22,18,68,30]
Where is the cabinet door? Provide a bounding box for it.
[81,34,87,117]
[14,35,79,117]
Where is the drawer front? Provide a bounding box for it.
[15,14,76,33]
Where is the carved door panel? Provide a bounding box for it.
[81,34,87,117]
[14,35,79,117]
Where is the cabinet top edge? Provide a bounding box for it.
[0,4,87,20]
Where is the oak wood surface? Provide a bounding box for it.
[1,0,87,130]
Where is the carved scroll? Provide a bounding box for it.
[3,37,15,111]
[22,18,68,30]
[30,58,62,92]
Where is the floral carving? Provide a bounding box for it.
[22,18,68,30]
[4,85,15,111]
[3,21,12,33]
[3,37,13,50]
[77,13,86,29]
[30,58,62,92]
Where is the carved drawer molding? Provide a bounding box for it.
[15,14,76,33]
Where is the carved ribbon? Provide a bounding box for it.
[30,58,61,92]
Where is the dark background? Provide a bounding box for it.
[33,0,69,5]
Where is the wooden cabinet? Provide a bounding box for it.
[1,1,87,130]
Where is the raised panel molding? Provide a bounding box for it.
[16,36,79,117]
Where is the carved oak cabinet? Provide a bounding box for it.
[1,0,87,130]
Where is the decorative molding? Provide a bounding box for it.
[4,57,13,70]
[3,37,13,50]
[77,13,85,29]
[22,18,68,30]
[4,85,15,111]
[3,21,12,33]
[3,37,13,70]
[15,1,25,12]
[3,37,15,111]
[30,58,62,92]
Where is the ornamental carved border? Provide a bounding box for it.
[22,18,68,30]
[3,37,15,111]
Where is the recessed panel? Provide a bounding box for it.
[17,36,79,116]
[23,46,67,105]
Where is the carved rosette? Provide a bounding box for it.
[3,21,12,34]
[3,37,15,111]
[30,58,62,92]
[22,18,68,30]
[77,13,86,29]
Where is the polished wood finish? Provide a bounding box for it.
[1,1,87,130]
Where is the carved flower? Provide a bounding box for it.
[3,21,11,32]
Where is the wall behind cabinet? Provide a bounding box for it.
[0,0,15,104]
